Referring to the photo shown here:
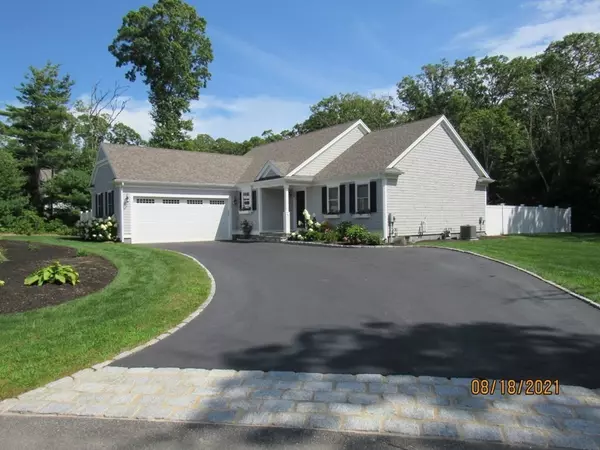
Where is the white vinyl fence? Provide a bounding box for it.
[486,204,571,236]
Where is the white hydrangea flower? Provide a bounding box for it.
[303,209,311,220]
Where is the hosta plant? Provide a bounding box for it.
[25,261,80,286]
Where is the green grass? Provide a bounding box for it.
[419,234,600,303]
[0,237,211,400]
[0,245,6,262]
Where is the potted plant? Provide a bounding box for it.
[241,219,253,239]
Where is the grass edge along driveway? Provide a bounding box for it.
[0,236,211,400]
[419,234,600,304]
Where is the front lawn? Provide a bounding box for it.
[0,237,211,400]
[420,234,600,303]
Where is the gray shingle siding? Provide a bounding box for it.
[306,180,383,234]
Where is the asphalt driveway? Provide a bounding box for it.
[115,242,600,387]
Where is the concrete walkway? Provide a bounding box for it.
[2,367,600,449]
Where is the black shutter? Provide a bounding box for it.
[370,181,377,213]
[252,190,257,211]
[321,187,327,214]
[349,183,356,214]
[239,192,242,209]
[339,184,346,213]
[95,194,99,218]
[99,193,104,218]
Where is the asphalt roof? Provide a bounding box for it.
[314,115,442,180]
[102,144,252,185]
[236,121,357,182]
[101,116,446,185]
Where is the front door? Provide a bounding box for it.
[296,190,306,228]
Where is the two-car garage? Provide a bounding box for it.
[131,195,231,244]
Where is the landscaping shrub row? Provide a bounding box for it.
[288,210,383,245]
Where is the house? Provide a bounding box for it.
[90,115,493,244]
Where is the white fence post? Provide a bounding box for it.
[500,203,505,235]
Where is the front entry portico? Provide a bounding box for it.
[256,181,310,234]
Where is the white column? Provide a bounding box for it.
[382,178,388,242]
[258,188,263,233]
[283,185,290,234]
[117,183,125,242]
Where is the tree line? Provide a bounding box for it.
[1,0,598,232]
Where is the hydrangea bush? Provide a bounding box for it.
[75,216,118,242]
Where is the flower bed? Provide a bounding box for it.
[288,209,383,246]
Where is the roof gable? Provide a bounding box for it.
[237,121,359,183]
[313,116,442,180]
[387,116,490,179]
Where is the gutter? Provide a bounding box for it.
[113,179,237,189]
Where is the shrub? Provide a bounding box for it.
[76,249,90,257]
[27,242,40,251]
[323,229,338,243]
[288,231,305,241]
[365,232,383,246]
[75,216,118,242]
[24,261,79,286]
[345,224,370,245]
[305,229,323,242]
[320,220,334,232]
[335,221,354,240]
[0,211,74,236]
[0,280,4,286]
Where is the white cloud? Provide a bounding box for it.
[453,25,489,42]
[481,0,600,57]
[111,94,310,142]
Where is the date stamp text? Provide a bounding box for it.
[471,379,560,395]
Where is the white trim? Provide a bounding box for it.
[324,214,340,219]
[116,179,236,189]
[91,143,118,188]
[287,120,370,177]
[255,160,283,181]
[325,184,340,215]
[352,214,371,219]
[382,178,388,242]
[355,182,370,214]
[117,183,124,242]
[385,116,491,180]
[283,185,290,234]
[239,210,252,215]
[386,116,444,169]
[257,188,263,233]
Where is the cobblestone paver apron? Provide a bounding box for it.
[2,367,600,449]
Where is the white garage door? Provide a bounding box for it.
[132,197,230,243]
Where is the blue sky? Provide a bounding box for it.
[2,0,600,141]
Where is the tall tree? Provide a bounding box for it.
[299,93,397,133]
[0,148,28,228]
[0,63,74,212]
[109,0,213,148]
[108,122,145,146]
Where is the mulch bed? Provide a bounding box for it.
[0,240,117,314]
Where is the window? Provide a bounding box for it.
[356,183,369,213]
[163,199,180,204]
[210,200,226,205]
[107,191,114,216]
[98,193,104,218]
[187,199,203,205]
[241,191,251,210]
[136,198,155,204]
[327,186,339,214]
